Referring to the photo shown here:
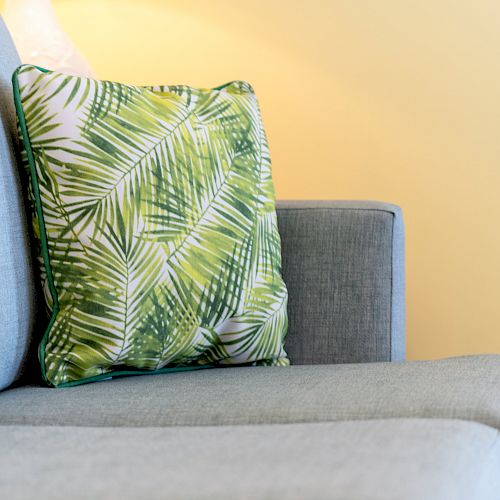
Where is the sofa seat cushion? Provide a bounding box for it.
[1,355,500,429]
[1,419,499,500]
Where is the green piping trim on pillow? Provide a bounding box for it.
[55,364,213,388]
[13,66,221,387]
[13,67,58,386]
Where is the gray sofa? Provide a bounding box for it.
[1,18,500,500]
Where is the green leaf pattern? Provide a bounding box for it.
[14,65,289,387]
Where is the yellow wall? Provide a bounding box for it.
[3,0,500,360]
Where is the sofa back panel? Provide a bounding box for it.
[0,17,37,390]
[277,201,405,364]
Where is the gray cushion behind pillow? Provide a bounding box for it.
[0,17,37,390]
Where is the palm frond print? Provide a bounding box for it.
[14,65,289,386]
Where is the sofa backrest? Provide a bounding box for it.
[0,17,37,390]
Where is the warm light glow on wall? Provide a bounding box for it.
[2,0,500,360]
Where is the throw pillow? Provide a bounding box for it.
[13,64,289,387]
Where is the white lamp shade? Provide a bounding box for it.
[3,0,94,77]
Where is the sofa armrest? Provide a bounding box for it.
[276,200,405,364]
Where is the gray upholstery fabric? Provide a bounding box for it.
[276,200,405,365]
[2,355,500,429]
[0,18,37,390]
[1,419,499,500]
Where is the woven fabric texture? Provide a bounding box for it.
[277,200,405,364]
[0,19,37,391]
[2,355,500,429]
[1,419,499,500]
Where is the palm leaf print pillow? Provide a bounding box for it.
[13,65,289,387]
